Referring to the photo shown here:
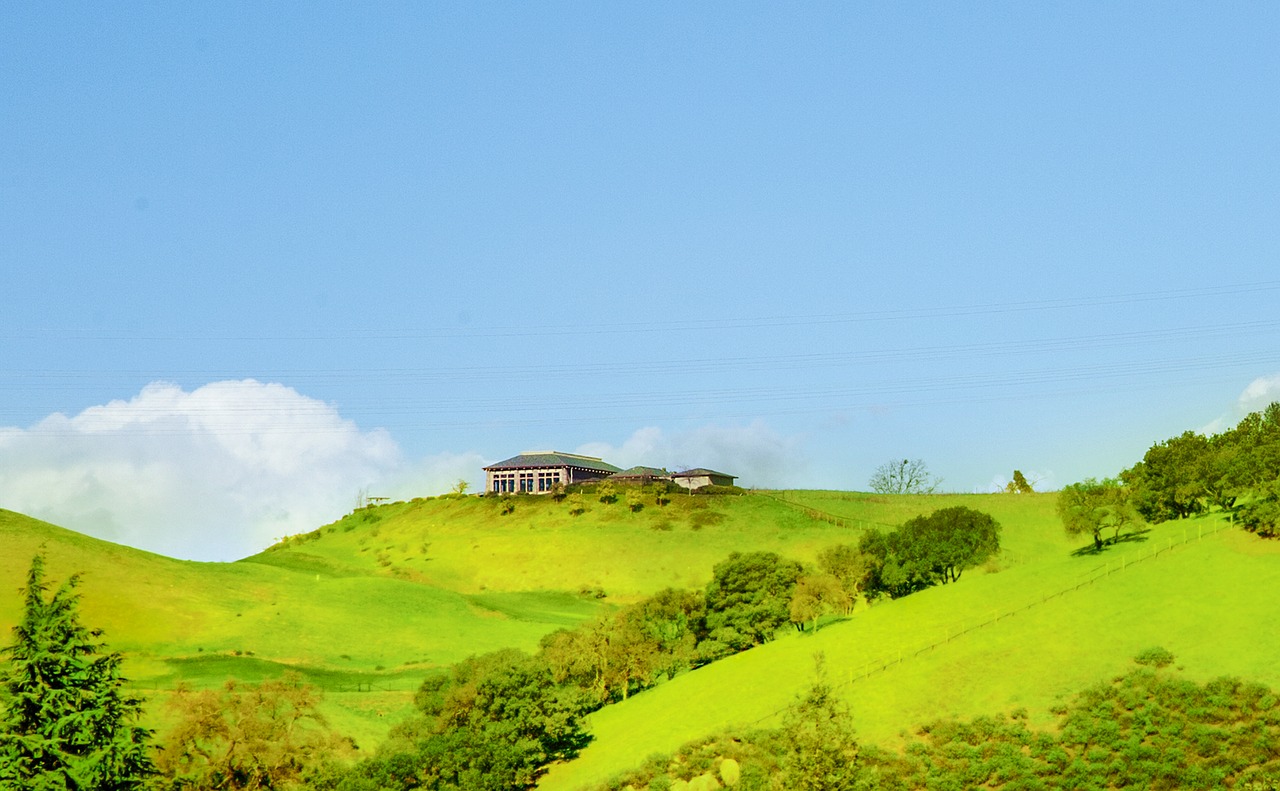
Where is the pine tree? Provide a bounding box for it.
[0,554,155,790]
[781,653,859,791]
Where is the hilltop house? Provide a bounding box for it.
[483,451,622,494]
[671,468,737,490]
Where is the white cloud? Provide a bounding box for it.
[1237,373,1280,415]
[0,381,410,561]
[1201,373,1280,436]
[576,420,806,488]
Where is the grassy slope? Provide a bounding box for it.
[0,492,868,746]
[0,508,603,746]
[248,493,867,599]
[539,504,1280,791]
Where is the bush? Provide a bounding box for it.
[719,758,741,787]
[1133,646,1176,668]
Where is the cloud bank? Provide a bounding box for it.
[0,380,410,561]
[0,382,807,560]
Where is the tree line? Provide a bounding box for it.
[1057,402,1280,549]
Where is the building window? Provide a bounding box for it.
[519,472,534,492]
[537,470,561,491]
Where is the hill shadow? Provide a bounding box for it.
[1071,528,1152,557]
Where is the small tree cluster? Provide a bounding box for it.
[858,507,1001,598]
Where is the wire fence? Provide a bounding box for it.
[754,490,900,531]
[746,516,1236,726]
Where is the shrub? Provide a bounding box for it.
[1134,646,1176,668]
[500,496,516,516]
[719,758,741,787]
[599,481,619,504]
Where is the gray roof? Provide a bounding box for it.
[483,451,622,474]
[610,465,671,478]
[672,468,736,480]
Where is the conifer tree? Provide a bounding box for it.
[0,554,155,790]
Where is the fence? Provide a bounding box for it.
[754,490,900,531]
[746,516,1236,725]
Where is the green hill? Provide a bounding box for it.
[0,491,877,745]
[5,488,1273,784]
[538,507,1280,790]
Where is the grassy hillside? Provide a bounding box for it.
[0,508,605,745]
[7,488,1266,782]
[539,507,1279,790]
[247,492,856,599]
[0,491,888,746]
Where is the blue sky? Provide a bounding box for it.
[3,3,1279,560]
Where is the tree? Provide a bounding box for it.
[625,488,645,513]
[392,649,590,791]
[0,554,155,790]
[1238,484,1280,538]
[1057,478,1139,551]
[868,458,939,495]
[155,673,350,790]
[907,506,1001,584]
[704,552,803,649]
[816,544,869,613]
[1122,431,1210,522]
[1004,470,1035,494]
[780,654,859,791]
[596,481,618,504]
[451,479,470,496]
[789,575,850,633]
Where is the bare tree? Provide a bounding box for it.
[868,458,940,494]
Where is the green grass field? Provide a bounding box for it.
[3,490,1275,783]
[538,507,1280,790]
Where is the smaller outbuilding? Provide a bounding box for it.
[671,468,737,490]
[608,466,672,485]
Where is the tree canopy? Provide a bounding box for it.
[703,552,804,649]
[1116,403,1280,525]
[1056,477,1140,551]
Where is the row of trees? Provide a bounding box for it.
[1121,403,1280,525]
[1056,402,1280,548]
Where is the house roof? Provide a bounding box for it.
[483,451,622,474]
[672,468,736,480]
[610,465,671,478]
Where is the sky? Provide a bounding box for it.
[3,3,1279,561]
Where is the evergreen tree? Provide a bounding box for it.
[0,554,154,790]
[781,654,859,791]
